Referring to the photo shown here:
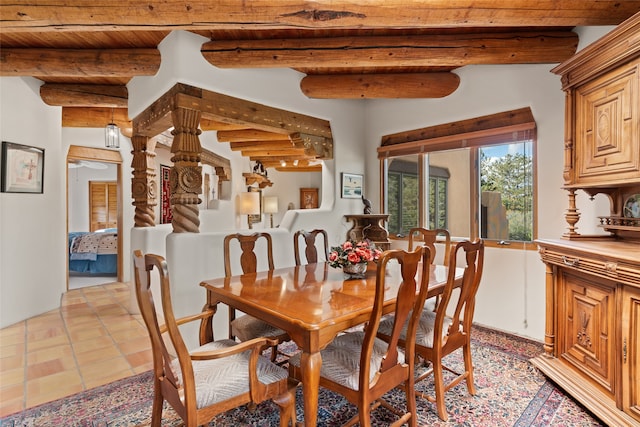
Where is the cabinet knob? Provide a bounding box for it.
[623,338,627,364]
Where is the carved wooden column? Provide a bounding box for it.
[131,134,157,227]
[170,106,202,233]
[563,188,580,237]
[541,258,555,357]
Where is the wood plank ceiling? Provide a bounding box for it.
[2,1,639,170]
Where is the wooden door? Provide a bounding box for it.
[89,181,117,231]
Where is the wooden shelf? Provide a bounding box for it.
[242,172,273,188]
[598,216,640,233]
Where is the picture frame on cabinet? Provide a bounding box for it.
[1,141,45,194]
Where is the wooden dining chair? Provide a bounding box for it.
[293,229,329,265]
[407,227,451,266]
[408,227,451,311]
[132,250,297,427]
[378,239,485,421]
[223,233,290,357]
[288,246,431,427]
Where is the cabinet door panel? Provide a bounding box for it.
[622,286,640,422]
[560,270,616,394]
[575,59,639,185]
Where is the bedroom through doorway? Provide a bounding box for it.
[67,146,123,290]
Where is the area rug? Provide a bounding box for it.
[0,326,603,427]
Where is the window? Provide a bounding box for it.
[387,156,419,235]
[480,141,533,242]
[387,157,452,236]
[428,166,450,230]
[379,108,537,248]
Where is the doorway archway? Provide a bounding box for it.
[67,146,123,288]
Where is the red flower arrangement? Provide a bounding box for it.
[328,239,382,268]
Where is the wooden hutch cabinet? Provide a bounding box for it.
[532,12,640,426]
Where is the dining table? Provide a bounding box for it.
[200,260,463,426]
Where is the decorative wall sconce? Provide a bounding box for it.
[238,191,261,229]
[263,196,279,228]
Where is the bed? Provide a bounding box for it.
[68,229,118,274]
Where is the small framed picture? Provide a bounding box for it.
[1,141,45,193]
[341,172,363,199]
[300,187,319,209]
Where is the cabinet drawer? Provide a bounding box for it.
[539,246,640,287]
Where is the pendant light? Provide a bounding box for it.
[105,108,120,149]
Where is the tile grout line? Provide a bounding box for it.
[59,289,88,392]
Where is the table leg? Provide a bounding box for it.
[300,351,322,426]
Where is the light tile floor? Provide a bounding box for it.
[0,282,153,418]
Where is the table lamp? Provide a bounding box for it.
[238,192,260,229]
[263,196,279,228]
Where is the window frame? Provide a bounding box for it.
[378,108,538,250]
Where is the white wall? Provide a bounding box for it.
[0,77,66,327]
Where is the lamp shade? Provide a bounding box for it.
[263,196,278,214]
[238,192,260,215]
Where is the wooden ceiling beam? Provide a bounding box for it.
[201,31,578,68]
[200,118,249,131]
[40,83,128,107]
[0,48,160,77]
[134,83,333,141]
[260,158,319,168]
[274,165,322,172]
[241,149,307,157]
[62,107,132,136]
[216,129,293,142]
[300,72,460,99]
[2,1,637,32]
[229,141,302,151]
[250,155,315,162]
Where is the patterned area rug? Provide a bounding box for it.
[1,326,603,427]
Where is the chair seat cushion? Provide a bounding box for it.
[171,339,288,409]
[378,309,453,348]
[289,331,405,391]
[231,315,287,342]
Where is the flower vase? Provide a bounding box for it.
[342,262,367,279]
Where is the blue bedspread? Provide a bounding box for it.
[68,231,117,274]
